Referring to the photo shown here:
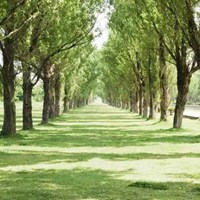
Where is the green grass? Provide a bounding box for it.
[0,103,200,199]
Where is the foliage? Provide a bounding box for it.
[32,83,43,102]
[188,72,200,104]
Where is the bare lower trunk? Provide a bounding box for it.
[49,79,55,119]
[1,36,16,136]
[55,73,61,116]
[42,78,50,124]
[77,98,81,108]
[125,101,129,110]
[159,35,169,121]
[143,97,148,118]
[148,54,156,119]
[133,91,139,113]
[69,99,74,110]
[63,98,69,112]
[149,92,156,119]
[23,69,33,130]
[160,89,168,121]
[121,101,125,110]
[129,91,134,112]
[173,74,191,128]
[41,61,51,124]
[1,82,16,135]
[173,37,191,128]
[139,85,143,115]
[63,83,69,113]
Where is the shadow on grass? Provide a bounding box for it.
[0,126,197,148]
[192,186,200,193]
[0,133,25,140]
[128,181,169,190]
[0,169,200,200]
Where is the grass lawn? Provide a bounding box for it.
[0,103,200,199]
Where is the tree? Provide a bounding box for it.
[37,0,103,124]
[0,0,40,135]
[151,0,200,127]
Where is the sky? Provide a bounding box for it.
[92,7,110,49]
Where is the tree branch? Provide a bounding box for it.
[152,21,176,61]
[0,11,39,41]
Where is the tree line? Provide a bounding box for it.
[98,0,200,128]
[0,0,104,136]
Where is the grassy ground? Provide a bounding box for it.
[0,103,200,200]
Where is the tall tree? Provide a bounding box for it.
[152,0,200,127]
[0,0,40,135]
[37,0,104,124]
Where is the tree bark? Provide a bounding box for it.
[143,97,148,118]
[63,82,69,113]
[159,35,169,121]
[49,78,55,119]
[148,54,156,119]
[1,35,16,136]
[173,36,191,128]
[22,67,33,130]
[125,101,129,110]
[136,52,143,115]
[173,72,191,128]
[142,84,148,118]
[138,84,143,115]
[129,92,134,112]
[69,99,74,110]
[133,91,139,113]
[120,100,124,109]
[53,72,61,116]
[41,61,51,124]
[149,92,156,119]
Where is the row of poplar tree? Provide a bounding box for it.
[98,0,200,129]
[0,0,104,136]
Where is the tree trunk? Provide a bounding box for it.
[173,37,191,128]
[1,36,16,136]
[121,100,125,110]
[63,82,69,113]
[77,98,81,108]
[143,97,148,118]
[173,73,191,128]
[149,92,156,119]
[148,54,156,119]
[69,99,74,110]
[41,61,51,124]
[49,78,55,119]
[22,68,33,130]
[55,73,61,116]
[133,91,139,113]
[135,52,143,115]
[159,35,169,121]
[125,101,129,110]
[129,91,134,112]
[139,84,143,115]
[142,83,148,118]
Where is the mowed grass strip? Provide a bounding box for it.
[0,103,200,200]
